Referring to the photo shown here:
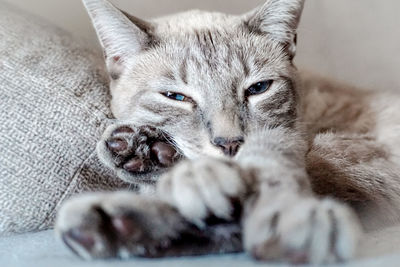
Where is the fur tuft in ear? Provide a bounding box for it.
[82,0,155,79]
[244,0,305,58]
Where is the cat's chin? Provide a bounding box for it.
[200,143,227,159]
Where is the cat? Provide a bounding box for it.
[55,0,400,264]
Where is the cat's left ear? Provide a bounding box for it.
[82,0,157,80]
[243,0,305,59]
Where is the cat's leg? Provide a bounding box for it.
[97,123,182,185]
[236,128,362,264]
[307,132,400,229]
[56,191,242,260]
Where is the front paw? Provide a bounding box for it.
[157,158,247,226]
[55,192,189,259]
[244,193,361,264]
[56,192,243,259]
[97,124,181,184]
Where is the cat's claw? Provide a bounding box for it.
[97,124,181,184]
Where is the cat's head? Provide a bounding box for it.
[83,0,304,159]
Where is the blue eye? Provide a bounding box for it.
[247,80,273,96]
[163,92,186,101]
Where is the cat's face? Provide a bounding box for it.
[83,0,304,159]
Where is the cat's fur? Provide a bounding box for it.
[56,0,400,264]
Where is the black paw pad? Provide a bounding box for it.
[106,138,128,153]
[123,158,150,173]
[103,125,182,177]
[151,142,178,167]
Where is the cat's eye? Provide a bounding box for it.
[246,80,273,96]
[162,92,187,101]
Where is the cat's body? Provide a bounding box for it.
[56,0,400,264]
[302,73,400,229]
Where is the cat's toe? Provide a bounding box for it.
[62,228,96,256]
[61,226,117,259]
[157,158,246,226]
[244,195,361,264]
[56,196,119,259]
[111,126,135,135]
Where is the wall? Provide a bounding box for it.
[5,0,400,91]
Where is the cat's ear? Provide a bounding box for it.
[82,0,156,79]
[243,0,305,58]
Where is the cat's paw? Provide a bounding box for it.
[55,192,188,259]
[97,124,181,184]
[56,192,243,259]
[157,158,247,226]
[244,193,361,265]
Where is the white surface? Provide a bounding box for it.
[2,228,400,267]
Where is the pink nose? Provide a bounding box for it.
[213,137,244,157]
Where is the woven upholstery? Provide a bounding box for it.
[0,1,128,235]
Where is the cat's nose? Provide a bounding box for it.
[213,137,244,157]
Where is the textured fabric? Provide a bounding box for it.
[0,1,128,235]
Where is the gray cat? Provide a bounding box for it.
[56,0,400,264]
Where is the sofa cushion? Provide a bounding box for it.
[0,1,127,235]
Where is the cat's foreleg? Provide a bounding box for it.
[236,127,362,264]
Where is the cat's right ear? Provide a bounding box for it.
[243,0,305,59]
[82,0,156,80]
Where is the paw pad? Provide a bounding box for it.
[99,125,182,180]
[151,142,177,167]
[106,138,128,153]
